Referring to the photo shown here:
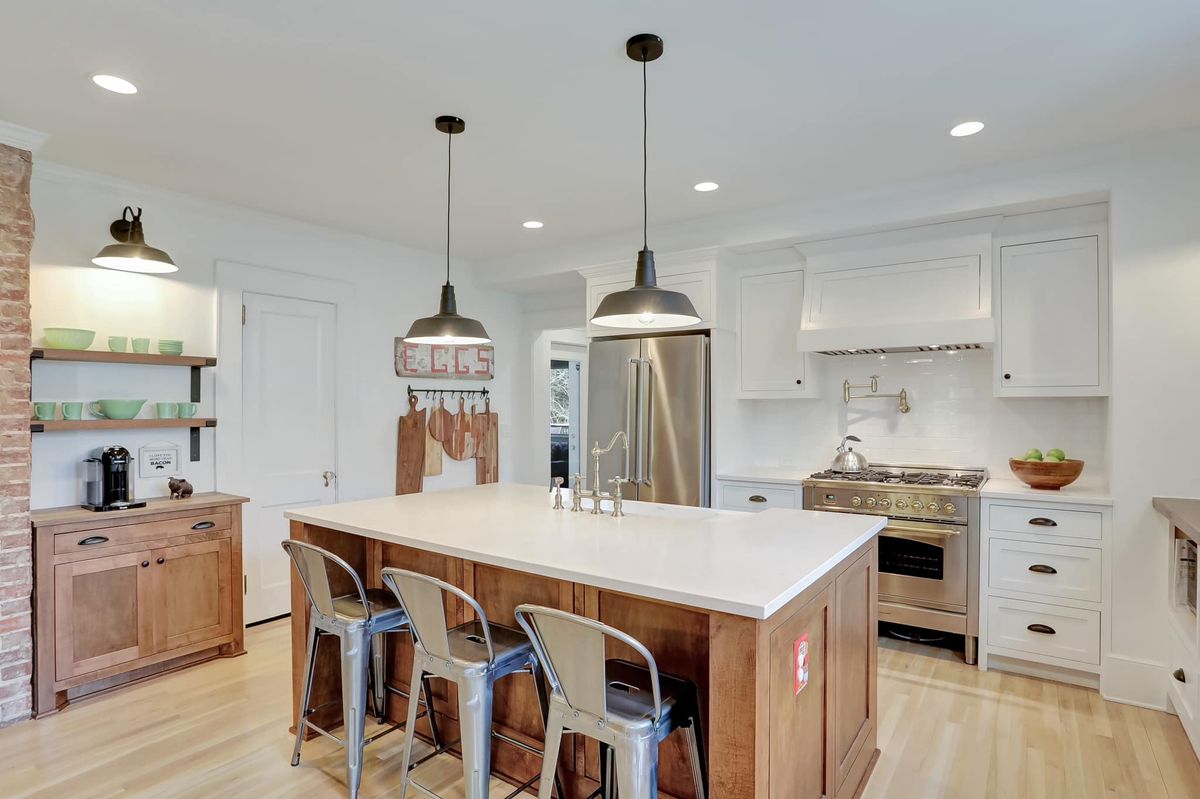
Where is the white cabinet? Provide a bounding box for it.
[717,480,801,512]
[582,248,718,337]
[736,267,818,399]
[995,231,1109,396]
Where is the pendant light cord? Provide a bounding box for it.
[445,129,452,286]
[642,55,648,251]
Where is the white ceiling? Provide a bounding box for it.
[5,1,1200,269]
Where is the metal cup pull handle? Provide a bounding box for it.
[1174,668,1187,684]
[1028,564,1058,575]
[78,535,109,546]
[1028,517,1058,527]
[191,521,215,530]
[1026,623,1056,635]
[748,495,768,503]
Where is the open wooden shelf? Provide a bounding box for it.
[31,418,217,433]
[31,348,216,368]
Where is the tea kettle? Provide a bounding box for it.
[830,435,869,473]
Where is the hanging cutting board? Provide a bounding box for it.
[472,400,490,460]
[475,401,499,485]
[428,397,452,443]
[445,397,476,460]
[396,394,425,495]
[424,425,443,477]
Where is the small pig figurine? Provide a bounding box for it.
[168,477,194,500]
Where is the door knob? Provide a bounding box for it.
[323,470,337,487]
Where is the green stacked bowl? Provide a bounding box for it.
[158,339,184,356]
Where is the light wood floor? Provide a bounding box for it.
[1,620,1197,798]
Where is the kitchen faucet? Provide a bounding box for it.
[566,431,629,517]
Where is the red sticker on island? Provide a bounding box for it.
[794,634,810,696]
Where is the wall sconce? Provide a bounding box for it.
[91,206,178,274]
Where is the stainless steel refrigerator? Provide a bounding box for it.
[587,333,709,507]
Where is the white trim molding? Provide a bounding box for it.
[0,120,49,154]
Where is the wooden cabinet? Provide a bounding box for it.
[736,267,819,398]
[995,232,1109,396]
[831,549,876,795]
[32,493,247,717]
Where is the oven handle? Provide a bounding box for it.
[884,524,962,538]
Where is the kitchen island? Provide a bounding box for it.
[285,483,884,799]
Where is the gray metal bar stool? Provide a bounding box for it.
[283,540,442,799]
[514,605,708,799]
[380,567,565,799]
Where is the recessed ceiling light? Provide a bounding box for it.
[693,181,719,192]
[92,74,138,95]
[950,121,984,137]
[522,220,544,229]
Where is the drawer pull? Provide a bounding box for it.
[1026,623,1056,635]
[191,520,216,530]
[748,495,768,503]
[1028,517,1058,527]
[78,535,109,546]
[1174,668,1187,684]
[1028,564,1058,575]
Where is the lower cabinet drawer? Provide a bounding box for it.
[987,596,1100,665]
[1169,633,1199,723]
[719,482,799,512]
[988,538,1102,603]
[54,510,232,555]
[988,504,1102,541]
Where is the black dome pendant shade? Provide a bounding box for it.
[404,115,492,345]
[91,206,178,274]
[591,34,700,329]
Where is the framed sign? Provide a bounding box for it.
[394,340,494,380]
[139,443,181,478]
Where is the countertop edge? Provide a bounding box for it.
[980,479,1112,506]
[1153,496,1200,542]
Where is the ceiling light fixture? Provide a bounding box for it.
[91,206,178,273]
[91,74,138,94]
[404,116,491,346]
[693,181,719,192]
[590,34,700,330]
[522,220,544,229]
[950,121,985,137]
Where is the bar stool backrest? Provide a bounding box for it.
[514,604,663,724]
[381,567,496,663]
[281,539,371,625]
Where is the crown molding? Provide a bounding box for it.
[0,120,49,154]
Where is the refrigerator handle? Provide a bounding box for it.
[625,357,638,482]
[640,358,653,486]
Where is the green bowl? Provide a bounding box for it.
[43,328,96,350]
[89,399,147,420]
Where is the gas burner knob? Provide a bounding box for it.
[851,496,862,507]
[865,497,877,508]
[943,502,957,515]
[926,502,941,514]
[878,498,892,509]
[894,499,908,510]
[911,500,924,512]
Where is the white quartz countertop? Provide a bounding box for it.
[981,478,1112,506]
[285,483,884,620]
[715,468,812,486]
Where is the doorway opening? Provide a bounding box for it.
[529,327,587,487]
[550,358,582,482]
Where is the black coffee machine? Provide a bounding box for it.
[82,445,146,511]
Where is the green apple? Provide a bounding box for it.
[1044,455,1063,463]
[1023,448,1043,461]
[1046,448,1066,461]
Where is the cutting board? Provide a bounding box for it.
[428,397,452,442]
[445,397,476,460]
[475,402,499,485]
[424,425,443,477]
[396,394,425,495]
[472,400,490,460]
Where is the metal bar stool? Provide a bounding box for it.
[380,567,565,799]
[283,541,442,799]
[514,605,708,799]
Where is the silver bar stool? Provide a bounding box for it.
[514,605,708,799]
[380,567,565,799]
[283,541,442,799]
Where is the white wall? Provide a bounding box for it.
[28,163,524,509]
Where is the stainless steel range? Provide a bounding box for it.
[802,463,987,664]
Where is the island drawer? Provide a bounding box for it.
[719,482,800,512]
[988,538,1102,603]
[53,509,233,555]
[988,503,1102,541]
[986,596,1100,665]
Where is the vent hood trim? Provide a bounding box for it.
[796,316,995,355]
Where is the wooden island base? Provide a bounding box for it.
[289,519,878,799]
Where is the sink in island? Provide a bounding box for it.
[285,483,884,798]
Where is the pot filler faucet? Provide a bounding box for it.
[553,431,630,517]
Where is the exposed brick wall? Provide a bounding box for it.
[0,143,33,726]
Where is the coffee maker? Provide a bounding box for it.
[82,445,146,511]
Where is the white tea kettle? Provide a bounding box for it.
[830,435,869,473]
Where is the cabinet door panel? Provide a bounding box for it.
[154,538,233,653]
[739,270,806,393]
[769,586,830,799]
[832,549,877,794]
[1000,237,1100,389]
[54,551,154,680]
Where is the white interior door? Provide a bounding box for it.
[242,292,338,623]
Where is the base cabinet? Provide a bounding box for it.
[33,493,247,717]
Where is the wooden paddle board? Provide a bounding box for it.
[396,394,425,495]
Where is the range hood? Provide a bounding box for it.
[797,318,995,356]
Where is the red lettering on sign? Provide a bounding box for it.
[430,344,450,374]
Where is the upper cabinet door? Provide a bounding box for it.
[737,268,818,398]
[997,235,1108,396]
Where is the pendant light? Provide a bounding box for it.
[91,206,178,274]
[590,34,700,329]
[404,116,491,345]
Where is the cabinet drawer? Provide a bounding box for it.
[1169,634,1199,724]
[988,538,1102,602]
[54,509,232,555]
[719,483,800,512]
[986,596,1100,665]
[988,504,1102,541]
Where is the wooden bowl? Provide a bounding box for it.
[1008,458,1084,490]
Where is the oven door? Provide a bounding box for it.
[877,518,968,613]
